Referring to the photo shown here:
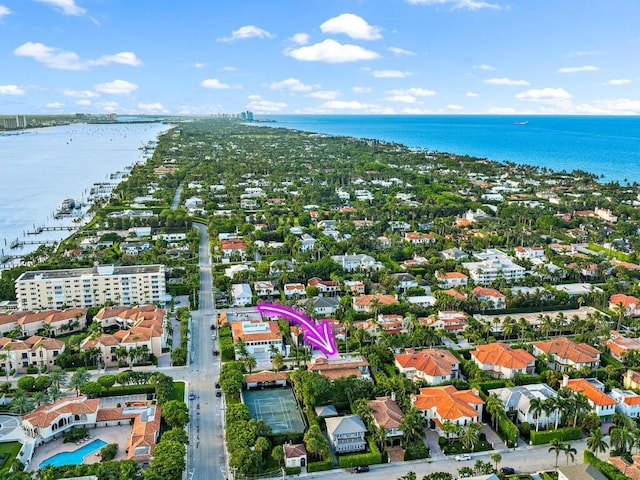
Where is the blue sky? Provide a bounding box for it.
[1,0,639,115]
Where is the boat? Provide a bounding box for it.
[514,121,529,125]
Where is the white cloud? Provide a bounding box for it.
[177,104,224,115]
[401,107,435,114]
[0,84,24,95]
[94,101,119,112]
[269,78,317,92]
[63,89,99,98]
[89,52,142,67]
[606,79,632,86]
[285,39,379,63]
[14,42,141,70]
[308,90,340,100]
[221,66,236,71]
[447,104,464,110]
[372,69,412,78]
[94,79,138,95]
[473,64,494,71]
[353,86,372,94]
[387,87,436,97]
[574,98,640,115]
[384,95,419,103]
[0,5,11,19]
[484,77,530,86]
[192,62,207,69]
[34,0,85,15]
[75,99,91,106]
[320,100,393,113]
[200,78,241,89]
[406,0,500,10]
[320,13,382,40]
[246,97,287,112]
[217,25,274,42]
[466,91,479,97]
[387,46,416,56]
[515,87,571,101]
[137,102,167,114]
[290,33,310,45]
[46,102,64,108]
[557,65,598,74]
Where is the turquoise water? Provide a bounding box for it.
[270,115,640,183]
[39,438,107,468]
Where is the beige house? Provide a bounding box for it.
[22,396,100,444]
[0,336,65,374]
[394,348,460,385]
[532,337,600,371]
[0,308,86,338]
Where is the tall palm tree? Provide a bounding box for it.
[548,438,566,468]
[485,393,504,431]
[244,355,257,374]
[529,397,544,432]
[571,392,591,427]
[611,425,634,454]
[68,367,90,396]
[460,424,481,452]
[48,366,68,390]
[586,428,609,458]
[490,452,502,472]
[562,443,577,466]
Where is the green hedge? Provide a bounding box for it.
[514,373,545,386]
[477,379,508,394]
[307,459,334,472]
[99,385,155,397]
[585,450,630,480]
[497,415,519,447]
[530,426,582,445]
[600,352,623,368]
[404,440,430,461]
[337,438,382,468]
[284,467,302,475]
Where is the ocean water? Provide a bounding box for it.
[270,115,640,183]
[0,122,169,261]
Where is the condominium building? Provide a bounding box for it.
[15,264,166,310]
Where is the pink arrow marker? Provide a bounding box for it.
[256,303,337,356]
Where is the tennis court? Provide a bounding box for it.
[242,388,306,434]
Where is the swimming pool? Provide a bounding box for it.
[39,438,107,468]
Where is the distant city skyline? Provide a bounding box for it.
[1,0,639,115]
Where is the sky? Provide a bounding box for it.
[1,0,639,116]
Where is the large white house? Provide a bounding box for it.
[231,283,253,307]
[463,249,526,285]
[331,254,383,272]
[230,320,283,360]
[325,415,367,453]
[488,384,559,429]
[15,264,166,310]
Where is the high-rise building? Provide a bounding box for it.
[15,264,166,310]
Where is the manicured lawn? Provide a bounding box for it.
[172,381,185,401]
[0,441,22,475]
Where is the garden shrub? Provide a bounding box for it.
[307,459,333,472]
[530,426,581,445]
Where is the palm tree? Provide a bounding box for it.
[485,393,504,431]
[562,443,577,466]
[490,452,502,472]
[0,350,11,382]
[48,366,68,390]
[529,397,544,432]
[571,392,591,427]
[68,367,90,396]
[32,391,50,408]
[400,407,426,444]
[586,428,609,458]
[460,424,481,452]
[9,390,34,415]
[244,355,257,374]
[548,438,566,468]
[611,425,634,454]
[271,353,284,372]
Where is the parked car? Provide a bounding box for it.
[188,393,195,400]
[454,454,471,461]
[216,390,222,397]
[500,467,515,475]
[213,350,220,356]
[354,466,369,473]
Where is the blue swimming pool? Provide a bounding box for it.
[39,438,107,468]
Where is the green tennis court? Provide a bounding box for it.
[243,388,306,434]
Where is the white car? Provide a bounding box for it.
[454,454,471,461]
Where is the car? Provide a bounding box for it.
[500,467,515,475]
[354,466,369,473]
[215,382,221,389]
[188,393,195,400]
[454,454,471,461]
[216,390,222,397]
[213,350,220,356]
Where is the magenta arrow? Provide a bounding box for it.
[257,303,337,356]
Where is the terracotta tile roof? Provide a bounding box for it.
[472,342,535,369]
[0,311,26,326]
[95,407,136,422]
[369,396,404,430]
[308,355,369,379]
[23,335,64,350]
[47,308,86,324]
[442,289,467,300]
[23,397,99,428]
[244,371,287,383]
[610,294,640,309]
[473,287,505,298]
[566,379,616,406]
[127,405,161,461]
[284,444,307,459]
[412,385,484,421]
[437,272,468,280]
[611,260,640,270]
[608,333,640,358]
[353,294,398,307]
[533,337,600,364]
[609,456,640,480]
[17,311,51,325]
[220,239,246,250]
[395,349,459,378]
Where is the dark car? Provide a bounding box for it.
[500,467,515,475]
[213,350,220,356]
[354,466,369,473]
[216,390,222,397]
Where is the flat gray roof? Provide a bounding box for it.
[17,264,164,281]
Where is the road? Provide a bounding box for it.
[185,222,226,480]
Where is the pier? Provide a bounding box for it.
[26,225,78,235]
[10,238,57,249]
